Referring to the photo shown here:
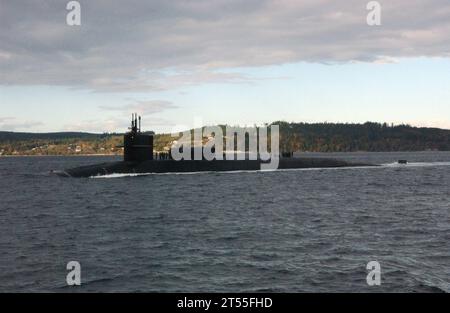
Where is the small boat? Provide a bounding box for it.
[398,160,408,164]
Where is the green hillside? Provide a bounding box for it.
[0,122,449,156]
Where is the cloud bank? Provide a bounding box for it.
[1,0,450,92]
[99,99,177,116]
[0,117,43,131]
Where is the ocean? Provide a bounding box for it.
[0,151,449,292]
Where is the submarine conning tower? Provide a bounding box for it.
[124,113,154,162]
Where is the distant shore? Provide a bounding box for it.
[2,122,450,155]
[0,154,121,157]
[1,150,449,158]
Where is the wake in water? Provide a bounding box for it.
[90,170,259,178]
[89,161,450,178]
[382,161,450,167]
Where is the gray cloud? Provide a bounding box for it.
[99,100,178,115]
[63,114,175,133]
[0,117,43,131]
[1,0,450,91]
[77,99,179,132]
[0,117,14,124]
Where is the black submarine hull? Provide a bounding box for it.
[59,158,376,178]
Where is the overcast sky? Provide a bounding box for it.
[1,0,450,133]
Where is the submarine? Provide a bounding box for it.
[59,115,376,178]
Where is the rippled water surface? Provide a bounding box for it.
[1,152,449,292]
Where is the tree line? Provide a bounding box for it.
[1,122,449,155]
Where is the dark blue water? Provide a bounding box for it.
[1,152,449,292]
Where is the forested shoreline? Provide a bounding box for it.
[1,122,449,156]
